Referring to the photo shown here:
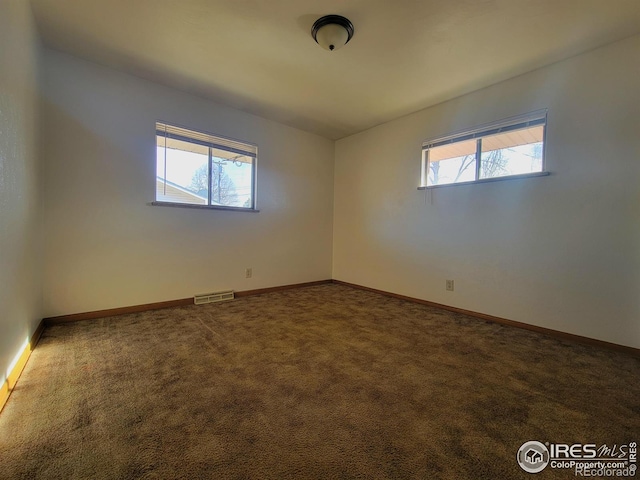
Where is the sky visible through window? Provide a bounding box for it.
[156,146,252,207]
[481,143,542,178]
[431,143,542,185]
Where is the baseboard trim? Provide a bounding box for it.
[44,298,194,325]
[235,280,333,298]
[43,280,334,325]
[333,280,640,357]
[0,320,46,413]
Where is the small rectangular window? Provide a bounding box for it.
[155,122,257,210]
[421,111,547,188]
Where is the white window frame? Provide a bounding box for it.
[419,110,549,189]
[154,122,258,211]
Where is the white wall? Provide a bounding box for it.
[41,49,334,317]
[0,1,42,378]
[334,35,640,349]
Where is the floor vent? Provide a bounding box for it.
[194,291,235,305]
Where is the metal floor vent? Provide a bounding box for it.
[194,290,234,305]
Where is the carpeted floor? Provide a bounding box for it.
[0,284,638,479]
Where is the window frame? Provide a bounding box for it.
[153,122,259,212]
[419,110,549,189]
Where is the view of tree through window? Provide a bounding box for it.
[421,114,546,187]
[155,123,256,209]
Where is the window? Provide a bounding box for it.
[155,122,257,210]
[420,111,547,188]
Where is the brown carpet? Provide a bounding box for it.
[0,284,638,479]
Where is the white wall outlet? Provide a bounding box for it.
[446,279,454,291]
[245,268,252,279]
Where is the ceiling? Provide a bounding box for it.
[30,0,640,140]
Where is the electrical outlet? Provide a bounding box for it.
[446,279,454,291]
[245,268,252,279]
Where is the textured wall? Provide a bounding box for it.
[334,35,640,348]
[41,49,334,317]
[0,1,42,379]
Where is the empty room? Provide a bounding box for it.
[1,0,639,478]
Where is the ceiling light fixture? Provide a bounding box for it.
[311,15,354,51]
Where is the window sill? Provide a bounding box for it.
[418,171,550,190]
[151,201,260,212]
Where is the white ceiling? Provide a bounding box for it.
[30,0,640,140]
